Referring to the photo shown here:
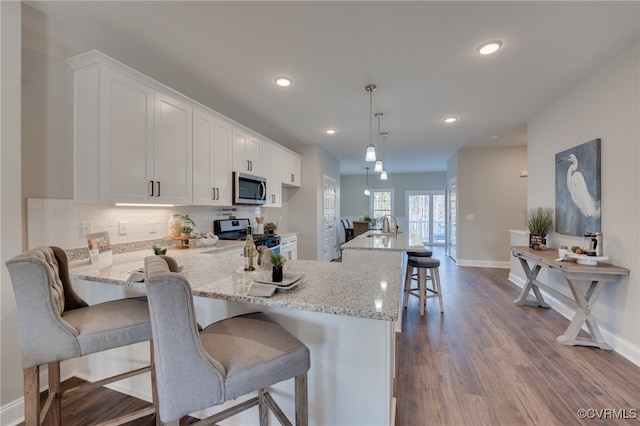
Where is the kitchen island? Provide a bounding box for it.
[70,244,401,425]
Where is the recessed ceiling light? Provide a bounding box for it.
[477,40,503,55]
[274,76,293,87]
[444,116,459,124]
[325,129,336,135]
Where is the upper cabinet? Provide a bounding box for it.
[282,150,302,187]
[68,51,192,204]
[193,108,233,206]
[232,128,262,176]
[68,50,297,206]
[262,141,282,207]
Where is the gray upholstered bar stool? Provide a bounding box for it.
[144,255,310,426]
[403,256,444,316]
[5,246,157,426]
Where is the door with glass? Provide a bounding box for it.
[406,190,445,246]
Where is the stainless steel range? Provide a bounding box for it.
[214,219,281,253]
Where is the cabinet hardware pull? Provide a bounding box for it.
[291,173,294,182]
[156,181,160,197]
[247,160,250,171]
[216,188,219,200]
[149,181,154,196]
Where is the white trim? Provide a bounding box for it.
[457,259,511,268]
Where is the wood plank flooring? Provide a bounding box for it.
[396,248,640,425]
[23,248,639,425]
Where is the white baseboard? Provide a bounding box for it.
[508,273,640,367]
[457,259,511,268]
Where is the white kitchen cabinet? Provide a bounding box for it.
[193,108,233,205]
[280,234,298,260]
[281,150,301,187]
[153,92,193,204]
[262,141,282,207]
[68,52,192,204]
[233,128,262,176]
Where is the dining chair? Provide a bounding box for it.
[144,255,310,425]
[5,246,159,425]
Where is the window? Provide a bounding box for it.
[370,189,394,220]
[405,190,445,245]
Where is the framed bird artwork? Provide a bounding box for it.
[555,139,601,236]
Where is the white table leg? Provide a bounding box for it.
[556,279,612,350]
[513,258,551,308]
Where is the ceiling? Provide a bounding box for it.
[25,1,640,175]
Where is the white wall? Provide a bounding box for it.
[527,41,639,362]
[456,146,528,266]
[287,145,340,261]
[1,0,26,420]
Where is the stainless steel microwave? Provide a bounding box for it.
[233,172,267,205]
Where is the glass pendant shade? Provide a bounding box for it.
[374,159,383,172]
[380,169,388,180]
[364,187,371,196]
[364,166,371,196]
[365,145,376,162]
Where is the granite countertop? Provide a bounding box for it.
[70,243,400,321]
[340,229,428,253]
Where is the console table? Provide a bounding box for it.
[510,246,629,350]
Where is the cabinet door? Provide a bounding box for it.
[212,118,233,205]
[100,68,154,203]
[246,135,262,176]
[154,92,193,204]
[193,108,216,205]
[233,128,262,175]
[193,110,232,206]
[262,142,282,207]
[282,151,301,187]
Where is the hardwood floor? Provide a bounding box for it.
[396,248,640,425]
[25,248,639,425]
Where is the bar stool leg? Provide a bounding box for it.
[418,267,426,316]
[24,366,40,426]
[403,263,413,309]
[48,361,62,426]
[434,267,444,313]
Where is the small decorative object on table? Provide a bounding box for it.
[525,207,554,250]
[270,252,284,282]
[265,221,278,235]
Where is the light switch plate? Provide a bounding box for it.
[119,221,128,235]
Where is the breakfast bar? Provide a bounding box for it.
[70,246,401,425]
[510,246,629,350]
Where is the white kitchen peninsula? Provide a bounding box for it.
[70,245,400,425]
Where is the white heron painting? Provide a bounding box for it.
[555,139,601,236]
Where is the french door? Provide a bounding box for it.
[405,190,445,246]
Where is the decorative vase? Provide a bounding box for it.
[168,214,181,237]
[272,265,283,283]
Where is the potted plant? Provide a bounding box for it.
[270,252,285,282]
[363,214,372,222]
[180,224,193,237]
[265,222,278,234]
[152,245,167,255]
[525,207,554,249]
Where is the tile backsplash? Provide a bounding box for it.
[27,198,279,252]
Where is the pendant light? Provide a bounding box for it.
[380,132,388,180]
[363,167,371,196]
[374,113,383,172]
[365,84,377,162]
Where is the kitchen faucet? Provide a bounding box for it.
[381,214,398,238]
